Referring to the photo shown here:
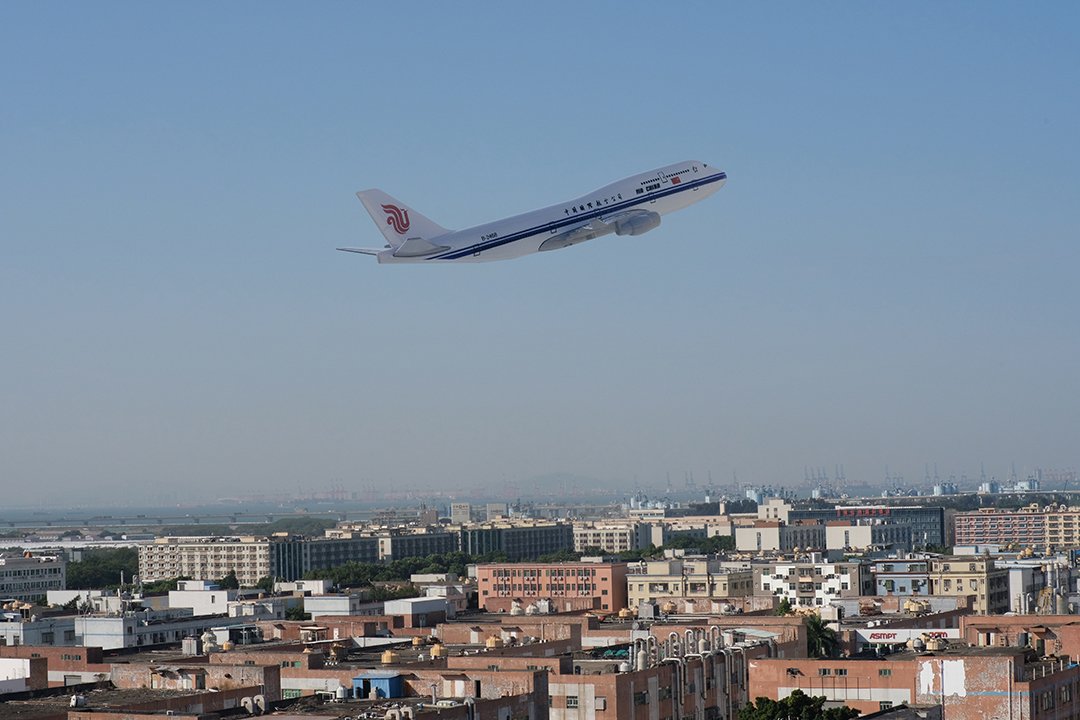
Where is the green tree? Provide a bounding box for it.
[66,548,139,589]
[739,689,858,720]
[217,570,240,590]
[255,576,276,593]
[776,598,793,616]
[285,606,310,621]
[805,614,839,658]
[537,548,581,562]
[369,584,419,602]
[143,577,189,594]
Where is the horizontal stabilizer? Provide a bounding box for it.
[392,237,451,258]
[336,247,384,256]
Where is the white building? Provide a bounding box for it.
[166,580,284,621]
[73,608,255,650]
[0,554,66,602]
[757,498,792,522]
[572,521,657,554]
[734,522,826,553]
[627,558,754,608]
[274,579,331,595]
[755,558,872,607]
[304,594,383,617]
[0,616,77,646]
[168,580,237,616]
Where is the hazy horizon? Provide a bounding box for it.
[3,4,1078,506]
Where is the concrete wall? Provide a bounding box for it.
[70,685,261,717]
[110,662,281,701]
[960,615,1080,657]
[0,645,110,687]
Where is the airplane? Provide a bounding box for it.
[337,160,726,263]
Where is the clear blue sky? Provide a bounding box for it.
[2,3,1078,505]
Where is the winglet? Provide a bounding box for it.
[336,247,384,256]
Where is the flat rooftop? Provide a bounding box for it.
[0,687,201,720]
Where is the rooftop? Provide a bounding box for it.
[0,687,203,720]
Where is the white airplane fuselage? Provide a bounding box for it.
[341,161,726,264]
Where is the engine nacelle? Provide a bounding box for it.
[614,211,661,236]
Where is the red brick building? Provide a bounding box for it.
[475,561,628,613]
[748,646,1080,720]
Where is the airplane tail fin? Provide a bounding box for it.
[356,189,451,249]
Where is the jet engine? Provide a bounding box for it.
[613,210,661,236]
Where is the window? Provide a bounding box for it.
[819,668,831,676]
[879,668,892,677]
[880,702,894,711]
[836,668,848,676]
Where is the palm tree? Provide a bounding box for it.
[805,613,839,658]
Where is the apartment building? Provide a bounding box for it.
[870,557,932,595]
[954,505,1080,552]
[573,520,656,554]
[953,506,1048,549]
[790,505,947,547]
[927,556,1009,614]
[754,557,872,608]
[475,560,628,612]
[459,521,574,561]
[627,557,753,607]
[138,534,379,585]
[0,553,66,602]
[375,530,458,561]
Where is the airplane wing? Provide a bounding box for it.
[538,219,614,252]
[336,247,385,256]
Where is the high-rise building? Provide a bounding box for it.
[450,503,473,524]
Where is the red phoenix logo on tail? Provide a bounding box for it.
[382,204,410,234]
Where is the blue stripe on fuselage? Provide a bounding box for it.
[429,171,727,260]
